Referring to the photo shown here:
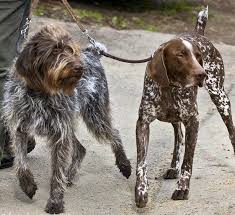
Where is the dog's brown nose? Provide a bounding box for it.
[195,69,207,87]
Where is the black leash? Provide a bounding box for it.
[101,51,152,63]
[61,0,152,64]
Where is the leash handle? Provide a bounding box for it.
[61,0,152,64]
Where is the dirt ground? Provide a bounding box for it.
[1,17,235,215]
[36,0,235,45]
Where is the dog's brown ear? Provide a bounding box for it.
[147,47,170,87]
[15,44,35,78]
[15,43,45,91]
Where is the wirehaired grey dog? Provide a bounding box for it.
[2,25,131,214]
[135,7,235,207]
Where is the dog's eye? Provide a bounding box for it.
[195,52,201,59]
[176,53,184,58]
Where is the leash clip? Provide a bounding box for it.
[82,29,102,53]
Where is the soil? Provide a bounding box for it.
[35,0,235,45]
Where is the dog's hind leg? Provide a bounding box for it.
[81,103,131,179]
[66,134,86,186]
[164,122,184,179]
[45,135,70,214]
[205,68,235,153]
[13,130,37,199]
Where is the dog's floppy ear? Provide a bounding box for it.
[147,46,170,87]
[15,43,36,78]
[15,42,45,91]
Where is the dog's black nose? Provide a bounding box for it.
[73,65,83,77]
[74,65,83,72]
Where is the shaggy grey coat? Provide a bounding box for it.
[2,45,131,214]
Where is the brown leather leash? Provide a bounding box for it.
[61,0,152,63]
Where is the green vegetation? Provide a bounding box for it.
[111,16,128,28]
[35,4,46,16]
[75,9,104,22]
[34,1,205,33]
[132,17,159,31]
[158,1,196,15]
[35,3,161,32]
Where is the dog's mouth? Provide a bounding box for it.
[184,74,206,88]
[68,74,83,79]
[58,73,83,87]
[195,76,206,88]
[184,81,204,88]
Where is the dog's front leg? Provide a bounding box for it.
[172,116,199,200]
[135,117,150,208]
[45,136,70,214]
[14,130,37,199]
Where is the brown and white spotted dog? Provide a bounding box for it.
[135,7,235,207]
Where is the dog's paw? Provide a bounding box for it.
[163,168,179,179]
[18,170,38,199]
[171,189,189,200]
[135,187,148,208]
[45,199,64,214]
[22,182,37,199]
[172,170,190,200]
[117,159,132,179]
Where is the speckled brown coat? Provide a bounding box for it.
[135,7,235,208]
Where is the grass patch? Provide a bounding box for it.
[132,17,159,31]
[75,9,104,22]
[111,16,128,28]
[35,3,159,31]
[35,4,46,16]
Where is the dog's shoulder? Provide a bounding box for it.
[77,48,108,95]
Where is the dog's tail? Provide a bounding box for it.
[87,42,107,58]
[194,6,208,36]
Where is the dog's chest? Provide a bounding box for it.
[9,87,79,136]
[141,76,198,122]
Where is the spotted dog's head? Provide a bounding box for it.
[15,25,83,94]
[147,38,206,88]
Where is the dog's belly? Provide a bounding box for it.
[154,99,197,123]
[155,107,183,122]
